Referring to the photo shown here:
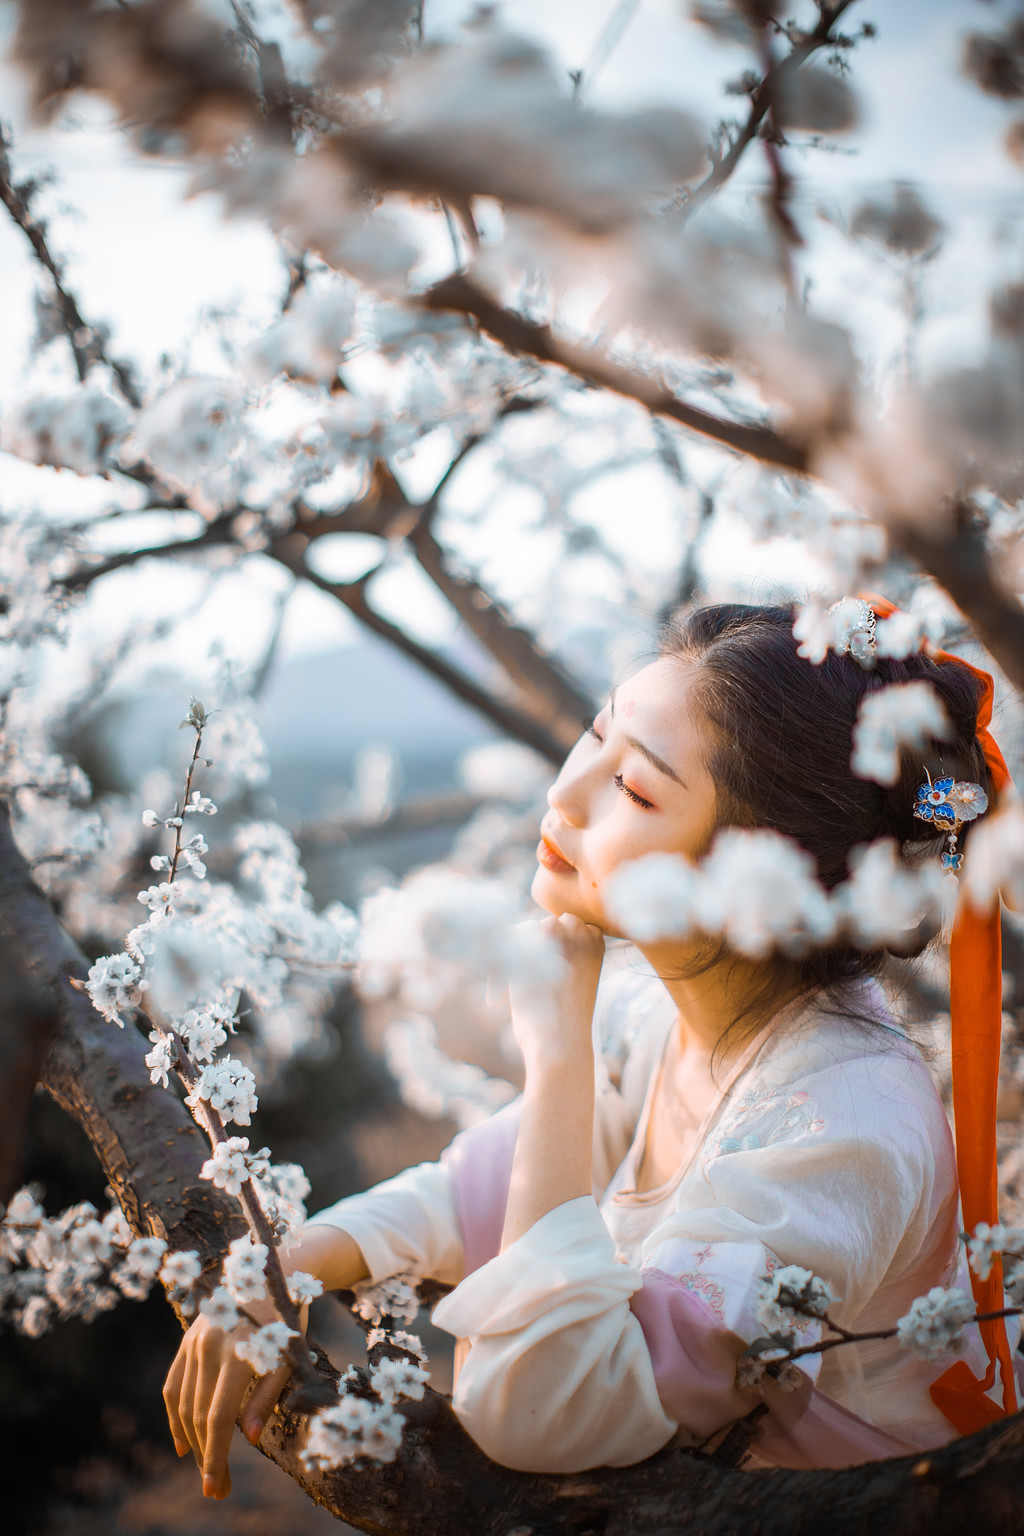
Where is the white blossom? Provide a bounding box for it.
[141,808,162,829]
[199,1285,242,1331]
[369,1356,430,1404]
[851,682,950,786]
[178,1003,234,1064]
[604,852,699,941]
[3,383,132,474]
[245,284,356,386]
[383,1015,516,1130]
[111,1236,168,1300]
[697,830,835,959]
[200,1137,270,1196]
[836,838,943,947]
[184,791,218,816]
[137,881,185,912]
[144,1032,175,1088]
[160,1250,202,1291]
[967,1221,1024,1281]
[86,952,144,1028]
[756,1265,840,1337]
[300,1396,405,1471]
[222,1236,268,1305]
[256,1162,311,1236]
[896,1286,975,1362]
[963,799,1024,914]
[366,1327,427,1360]
[19,1295,52,1338]
[287,1270,324,1306]
[234,1320,297,1374]
[185,1058,259,1126]
[351,1273,420,1327]
[129,376,246,515]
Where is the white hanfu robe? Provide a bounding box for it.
[308,965,994,1473]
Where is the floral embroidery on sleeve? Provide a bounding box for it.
[698,1086,825,1178]
[648,1241,727,1320]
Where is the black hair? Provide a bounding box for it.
[658,602,989,1039]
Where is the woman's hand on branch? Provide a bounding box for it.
[162,1224,368,1499]
[508,914,605,1070]
[163,1305,295,1499]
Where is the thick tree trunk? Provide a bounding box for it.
[4,799,1024,1532]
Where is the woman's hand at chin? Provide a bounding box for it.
[508,914,605,1070]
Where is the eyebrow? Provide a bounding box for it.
[609,691,687,788]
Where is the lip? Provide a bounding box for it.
[537,832,577,874]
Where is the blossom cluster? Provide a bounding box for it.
[382,1015,517,1131]
[0,1186,201,1336]
[850,682,951,787]
[755,1265,840,1338]
[358,869,565,1008]
[604,830,946,957]
[895,1287,976,1363]
[200,1137,271,1197]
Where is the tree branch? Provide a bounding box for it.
[423,274,809,471]
[0,124,143,408]
[269,530,571,763]
[892,513,1024,701]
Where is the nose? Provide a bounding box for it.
[547,756,590,829]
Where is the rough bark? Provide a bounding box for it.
[6,798,1024,1532]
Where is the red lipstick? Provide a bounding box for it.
[537,834,576,874]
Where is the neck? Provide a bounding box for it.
[637,941,806,1063]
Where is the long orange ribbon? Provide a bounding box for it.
[866,596,1018,1431]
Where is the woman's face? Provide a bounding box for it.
[532,656,719,933]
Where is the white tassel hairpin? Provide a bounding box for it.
[913,770,989,942]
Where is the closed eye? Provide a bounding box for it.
[615,773,653,809]
[584,720,653,807]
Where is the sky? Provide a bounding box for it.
[0,0,1021,677]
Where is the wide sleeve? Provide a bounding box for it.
[305,1159,464,1287]
[430,1043,947,1474]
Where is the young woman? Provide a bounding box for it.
[163,602,1013,1499]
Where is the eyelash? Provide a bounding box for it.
[582,721,654,809]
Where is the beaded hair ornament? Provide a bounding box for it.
[829,593,1017,1433]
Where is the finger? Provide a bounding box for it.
[240,1360,293,1446]
[202,1355,254,1500]
[162,1343,190,1457]
[194,1327,231,1470]
[178,1347,203,1469]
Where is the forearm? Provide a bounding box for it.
[501,1050,595,1251]
[280,1222,369,1292]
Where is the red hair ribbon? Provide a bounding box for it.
[865,595,1018,1432]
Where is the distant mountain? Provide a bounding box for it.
[259,635,499,814]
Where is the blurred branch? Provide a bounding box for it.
[423,273,809,471]
[269,532,571,763]
[893,510,1024,699]
[681,0,858,224]
[292,789,487,847]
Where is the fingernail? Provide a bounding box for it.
[203,1476,216,1499]
[173,1438,187,1458]
[246,1419,263,1444]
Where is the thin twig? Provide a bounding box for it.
[0,125,142,407]
[680,1,858,226]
